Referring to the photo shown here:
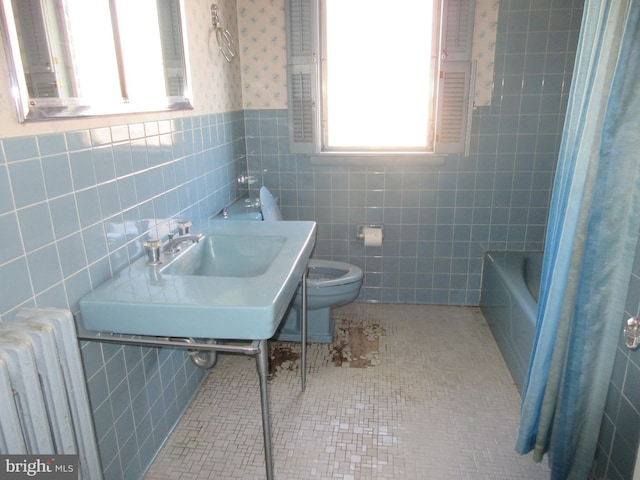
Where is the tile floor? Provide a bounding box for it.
[144,304,550,479]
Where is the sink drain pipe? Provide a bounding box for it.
[182,337,218,369]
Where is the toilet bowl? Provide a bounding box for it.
[301,259,364,309]
[259,186,363,342]
[273,258,362,342]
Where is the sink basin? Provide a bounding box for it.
[160,234,286,277]
[79,220,317,340]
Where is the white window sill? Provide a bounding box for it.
[309,153,447,167]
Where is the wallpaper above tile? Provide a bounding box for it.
[236,0,498,111]
[237,0,288,109]
[472,0,499,107]
[188,0,244,113]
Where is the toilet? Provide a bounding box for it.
[210,187,364,343]
[218,187,362,342]
[259,186,363,342]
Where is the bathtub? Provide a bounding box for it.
[480,251,543,393]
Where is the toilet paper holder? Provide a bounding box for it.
[356,224,383,242]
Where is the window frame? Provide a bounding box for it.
[0,0,192,123]
[319,0,440,154]
[285,0,475,163]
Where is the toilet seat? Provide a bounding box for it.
[307,260,363,288]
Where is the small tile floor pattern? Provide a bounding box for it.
[144,304,550,479]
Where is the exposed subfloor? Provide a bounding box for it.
[144,303,550,479]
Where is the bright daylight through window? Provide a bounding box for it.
[323,0,435,151]
[1,0,189,121]
[286,0,473,156]
[62,0,168,101]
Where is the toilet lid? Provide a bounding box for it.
[260,186,283,221]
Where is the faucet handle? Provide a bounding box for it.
[143,239,163,265]
[177,220,192,236]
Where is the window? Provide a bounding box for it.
[285,0,475,157]
[0,0,191,122]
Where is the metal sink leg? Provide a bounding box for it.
[301,268,308,391]
[256,339,274,480]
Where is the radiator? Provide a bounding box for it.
[0,308,103,480]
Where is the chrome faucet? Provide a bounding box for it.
[163,232,204,254]
[163,221,203,254]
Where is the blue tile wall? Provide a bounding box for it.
[0,111,246,479]
[246,0,583,306]
[593,230,640,479]
[6,0,631,478]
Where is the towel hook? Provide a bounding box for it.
[211,4,236,62]
[624,317,640,350]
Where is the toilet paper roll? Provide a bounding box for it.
[363,227,383,247]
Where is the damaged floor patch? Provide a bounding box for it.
[269,342,300,378]
[269,313,386,373]
[330,316,385,368]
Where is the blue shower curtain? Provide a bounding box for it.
[516,1,640,478]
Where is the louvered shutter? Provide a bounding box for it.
[440,0,474,60]
[285,0,318,154]
[13,0,59,98]
[157,0,186,97]
[435,0,475,154]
